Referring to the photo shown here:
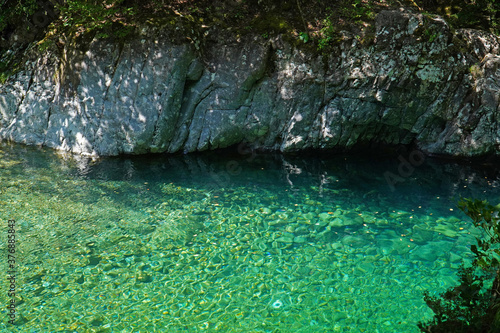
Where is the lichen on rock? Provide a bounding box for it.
[0,10,499,158]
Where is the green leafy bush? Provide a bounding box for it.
[414,0,500,35]
[0,0,40,33]
[419,199,500,332]
[317,8,338,50]
[52,0,137,37]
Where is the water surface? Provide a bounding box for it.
[1,143,499,332]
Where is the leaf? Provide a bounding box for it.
[299,32,309,43]
[492,250,500,267]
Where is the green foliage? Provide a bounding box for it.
[0,0,39,32]
[0,59,10,84]
[299,31,309,43]
[317,8,338,50]
[315,1,376,51]
[458,199,500,269]
[53,0,136,37]
[414,0,500,35]
[419,266,493,332]
[453,0,500,34]
[0,72,10,84]
[1,0,498,79]
[0,50,21,84]
[423,28,439,42]
[419,198,500,333]
[341,0,375,24]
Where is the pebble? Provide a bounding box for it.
[449,252,462,263]
[319,213,331,220]
[410,244,438,262]
[330,242,344,251]
[276,237,293,243]
[295,226,309,235]
[411,225,435,243]
[304,212,316,221]
[432,224,458,238]
[329,218,344,227]
[332,312,348,321]
[294,236,307,243]
[260,208,272,214]
[342,235,368,248]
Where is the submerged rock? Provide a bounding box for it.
[410,240,454,262]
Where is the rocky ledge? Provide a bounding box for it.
[0,9,499,157]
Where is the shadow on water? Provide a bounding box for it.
[2,142,500,214]
[77,146,500,212]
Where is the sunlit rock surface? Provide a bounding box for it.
[0,10,499,157]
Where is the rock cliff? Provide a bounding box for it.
[0,10,499,157]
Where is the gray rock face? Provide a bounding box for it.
[1,10,499,157]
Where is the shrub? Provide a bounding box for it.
[418,199,500,332]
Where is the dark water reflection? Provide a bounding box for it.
[4,141,500,219]
[75,146,500,213]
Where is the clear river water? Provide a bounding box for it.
[1,143,499,332]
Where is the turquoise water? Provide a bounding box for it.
[1,143,499,332]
